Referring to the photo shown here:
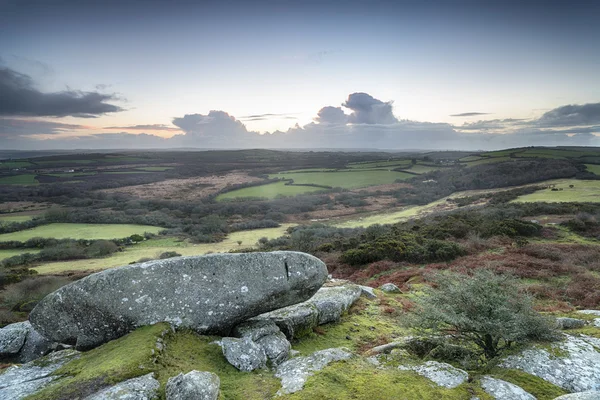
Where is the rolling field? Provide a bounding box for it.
[463,156,512,166]
[0,214,35,225]
[585,164,600,175]
[0,223,163,242]
[0,161,33,169]
[402,164,439,174]
[216,181,325,201]
[33,224,294,274]
[0,249,40,261]
[35,159,96,165]
[135,166,174,171]
[46,172,98,177]
[347,160,411,169]
[271,170,413,188]
[512,179,600,203]
[0,174,39,185]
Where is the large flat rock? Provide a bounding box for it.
[30,251,328,349]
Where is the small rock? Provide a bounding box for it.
[19,326,59,363]
[367,339,408,355]
[232,319,280,341]
[166,370,220,400]
[0,321,30,356]
[85,373,160,400]
[256,332,291,366]
[594,319,600,328]
[275,348,352,394]
[379,283,401,293]
[553,392,600,399]
[480,376,536,400]
[556,317,586,330]
[401,361,468,389]
[221,337,266,372]
[358,285,377,299]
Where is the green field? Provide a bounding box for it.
[33,224,294,274]
[0,161,33,169]
[459,155,484,162]
[0,174,39,185]
[0,249,40,261]
[102,171,153,175]
[0,214,35,225]
[135,166,174,171]
[271,170,413,188]
[46,172,97,177]
[347,160,411,169]
[585,164,600,175]
[464,156,512,166]
[512,179,600,203]
[0,223,163,242]
[216,181,325,201]
[402,164,440,174]
[35,159,95,165]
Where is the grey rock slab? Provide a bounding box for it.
[556,317,586,330]
[85,373,160,400]
[166,370,220,400]
[221,337,267,372]
[30,251,327,349]
[0,321,30,356]
[501,334,600,392]
[554,392,600,399]
[19,324,59,363]
[257,283,362,339]
[0,349,80,399]
[358,285,377,299]
[232,319,280,341]
[400,361,468,389]
[275,348,352,395]
[578,310,600,317]
[481,376,536,400]
[379,283,401,293]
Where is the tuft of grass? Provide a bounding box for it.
[489,369,567,400]
[27,323,170,400]
[283,358,492,400]
[157,330,280,399]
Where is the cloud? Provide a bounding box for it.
[103,124,180,132]
[342,92,398,124]
[238,113,298,122]
[171,111,257,147]
[455,118,526,131]
[450,112,491,117]
[0,66,123,118]
[0,118,89,136]
[537,102,600,127]
[314,106,348,125]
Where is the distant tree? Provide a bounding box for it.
[408,269,555,360]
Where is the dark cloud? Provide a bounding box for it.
[342,92,398,124]
[314,106,348,125]
[537,102,600,127]
[103,124,180,132]
[450,112,491,117]
[0,118,88,136]
[0,67,123,118]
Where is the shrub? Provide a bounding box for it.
[86,240,118,257]
[159,251,182,259]
[408,269,556,360]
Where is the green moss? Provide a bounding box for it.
[26,323,170,400]
[570,326,600,338]
[490,369,567,400]
[157,330,280,400]
[281,358,492,400]
[292,297,406,356]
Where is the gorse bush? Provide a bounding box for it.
[408,269,556,360]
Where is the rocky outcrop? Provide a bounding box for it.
[0,349,80,400]
[30,251,328,349]
[379,283,401,293]
[256,283,362,339]
[0,321,29,356]
[228,319,291,369]
[555,317,586,330]
[85,373,160,400]
[399,361,468,389]
[0,321,62,363]
[480,376,535,400]
[275,348,352,395]
[501,334,600,393]
[166,370,220,400]
[221,337,267,372]
[553,392,600,399]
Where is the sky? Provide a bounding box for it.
[1,0,600,150]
